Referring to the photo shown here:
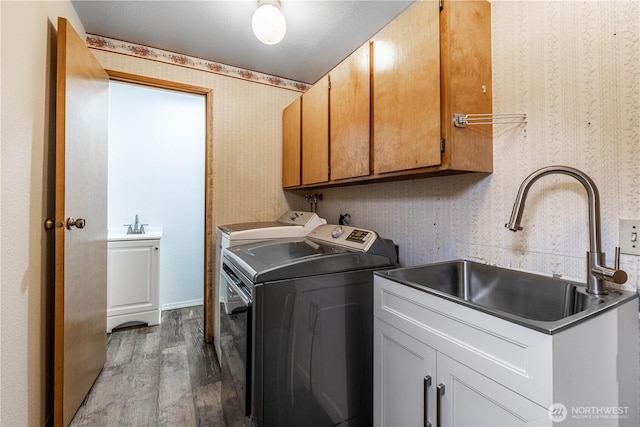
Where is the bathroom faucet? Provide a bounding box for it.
[505,165,627,295]
[124,214,147,235]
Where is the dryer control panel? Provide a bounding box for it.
[307,224,378,252]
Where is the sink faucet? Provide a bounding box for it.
[124,214,147,235]
[505,165,627,295]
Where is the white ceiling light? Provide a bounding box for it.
[252,0,286,45]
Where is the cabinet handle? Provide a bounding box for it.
[424,375,432,427]
[437,383,445,427]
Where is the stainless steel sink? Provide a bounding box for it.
[376,260,637,334]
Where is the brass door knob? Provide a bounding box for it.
[44,219,63,230]
[66,217,86,230]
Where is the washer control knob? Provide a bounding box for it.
[331,226,344,239]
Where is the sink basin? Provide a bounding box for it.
[376,260,636,334]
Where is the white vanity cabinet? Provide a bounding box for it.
[107,233,161,333]
[374,275,638,426]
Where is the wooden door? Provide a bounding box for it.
[301,75,329,185]
[372,0,441,174]
[282,96,301,187]
[330,43,371,181]
[54,18,109,426]
[440,0,493,172]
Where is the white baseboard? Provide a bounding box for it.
[161,299,203,311]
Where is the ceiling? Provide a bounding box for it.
[71,0,416,85]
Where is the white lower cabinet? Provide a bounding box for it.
[374,275,638,427]
[374,319,547,427]
[437,353,548,426]
[107,238,161,332]
[374,318,437,426]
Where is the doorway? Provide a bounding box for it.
[108,80,204,309]
[106,71,215,342]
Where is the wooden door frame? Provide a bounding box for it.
[105,70,215,343]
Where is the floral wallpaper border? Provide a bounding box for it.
[86,34,310,92]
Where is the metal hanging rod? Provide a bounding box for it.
[453,113,527,128]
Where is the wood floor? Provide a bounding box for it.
[70,306,248,426]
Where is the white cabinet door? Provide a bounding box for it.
[107,239,160,331]
[437,353,550,427]
[374,318,437,427]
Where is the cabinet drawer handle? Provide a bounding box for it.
[437,383,445,427]
[424,375,432,427]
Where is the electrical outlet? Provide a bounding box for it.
[619,219,640,255]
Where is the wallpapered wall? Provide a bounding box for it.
[292,1,640,293]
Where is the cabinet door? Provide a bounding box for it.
[437,353,550,427]
[440,0,493,172]
[302,75,329,185]
[372,0,441,174]
[330,43,370,180]
[107,240,159,317]
[282,96,301,187]
[374,318,437,427]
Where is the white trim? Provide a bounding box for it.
[162,299,204,311]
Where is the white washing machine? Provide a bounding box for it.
[218,210,326,313]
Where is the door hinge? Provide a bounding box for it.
[439,0,444,11]
[440,138,446,153]
[328,166,331,175]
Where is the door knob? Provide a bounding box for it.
[44,219,64,230]
[66,217,86,230]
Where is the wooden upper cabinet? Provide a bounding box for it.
[302,75,329,185]
[282,97,301,188]
[282,0,492,189]
[440,0,493,173]
[372,0,442,174]
[330,43,371,181]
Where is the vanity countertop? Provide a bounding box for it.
[107,227,163,241]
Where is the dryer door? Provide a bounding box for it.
[256,269,374,427]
